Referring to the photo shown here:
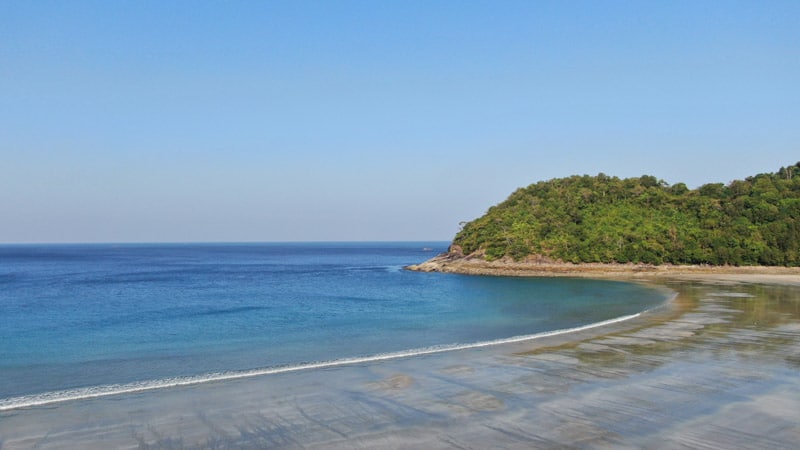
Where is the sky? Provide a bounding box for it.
[1,1,798,243]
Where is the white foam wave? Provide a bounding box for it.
[0,311,648,412]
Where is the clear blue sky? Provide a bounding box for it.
[2,1,798,243]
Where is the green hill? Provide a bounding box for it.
[452,163,800,266]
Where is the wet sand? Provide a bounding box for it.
[1,276,799,449]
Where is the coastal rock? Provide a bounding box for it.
[404,253,453,272]
[448,244,464,257]
[406,253,800,279]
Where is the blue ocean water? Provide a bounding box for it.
[0,242,667,405]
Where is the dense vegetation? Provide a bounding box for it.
[453,163,800,266]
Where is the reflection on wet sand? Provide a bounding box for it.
[1,278,798,449]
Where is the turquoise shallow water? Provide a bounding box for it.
[0,242,668,404]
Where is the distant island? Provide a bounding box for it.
[412,162,800,273]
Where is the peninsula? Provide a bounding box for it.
[410,162,800,276]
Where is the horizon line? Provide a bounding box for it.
[0,239,453,246]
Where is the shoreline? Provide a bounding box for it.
[0,311,646,411]
[0,297,668,412]
[406,253,800,285]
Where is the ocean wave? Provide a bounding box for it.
[0,308,659,412]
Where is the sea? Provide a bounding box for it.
[0,242,669,410]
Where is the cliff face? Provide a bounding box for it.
[443,163,800,267]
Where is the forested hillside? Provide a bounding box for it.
[453,163,800,266]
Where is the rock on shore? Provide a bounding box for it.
[406,247,800,280]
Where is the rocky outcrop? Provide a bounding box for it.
[405,251,800,279]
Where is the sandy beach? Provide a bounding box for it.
[1,272,799,449]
